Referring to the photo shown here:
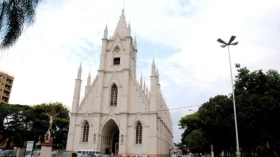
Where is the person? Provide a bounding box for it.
[111,153,114,157]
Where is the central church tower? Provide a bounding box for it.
[66,10,173,157]
[99,9,137,75]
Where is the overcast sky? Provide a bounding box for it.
[1,0,280,143]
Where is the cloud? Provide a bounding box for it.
[1,0,280,143]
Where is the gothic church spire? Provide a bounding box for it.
[114,10,128,38]
[77,63,82,79]
[151,59,156,76]
[103,24,108,39]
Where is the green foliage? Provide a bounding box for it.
[179,113,203,150]
[0,103,32,148]
[234,66,280,150]
[0,102,69,149]
[185,129,207,153]
[198,95,235,151]
[179,65,280,154]
[0,0,40,49]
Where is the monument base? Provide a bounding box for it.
[40,142,52,157]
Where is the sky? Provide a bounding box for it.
[1,0,280,143]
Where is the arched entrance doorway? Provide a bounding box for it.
[101,119,119,155]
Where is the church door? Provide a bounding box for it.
[101,119,120,155]
[115,142,119,156]
[112,130,119,155]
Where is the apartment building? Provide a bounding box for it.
[0,71,14,103]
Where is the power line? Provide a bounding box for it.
[158,104,201,112]
[169,104,201,111]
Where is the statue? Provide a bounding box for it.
[46,108,59,130]
[44,108,59,143]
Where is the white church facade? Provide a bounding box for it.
[66,10,173,157]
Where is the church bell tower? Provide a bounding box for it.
[99,9,138,77]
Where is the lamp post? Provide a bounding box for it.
[217,36,240,152]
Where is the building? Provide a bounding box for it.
[0,71,14,103]
[66,10,173,157]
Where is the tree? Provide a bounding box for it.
[179,65,280,155]
[179,113,200,135]
[234,65,280,151]
[184,129,207,154]
[179,113,202,151]
[0,102,70,149]
[0,103,32,148]
[0,0,40,49]
[198,95,235,153]
[31,102,70,149]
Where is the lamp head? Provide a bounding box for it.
[217,38,228,45]
[231,42,239,46]
[228,36,236,44]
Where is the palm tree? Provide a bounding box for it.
[0,0,40,49]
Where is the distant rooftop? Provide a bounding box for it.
[0,71,14,77]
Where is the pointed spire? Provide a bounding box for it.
[140,72,143,88]
[114,10,128,38]
[134,36,137,49]
[77,63,82,79]
[143,80,146,92]
[157,67,160,83]
[127,22,131,36]
[87,71,91,86]
[103,24,108,39]
[156,67,159,75]
[151,59,156,76]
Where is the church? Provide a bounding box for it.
[66,10,173,157]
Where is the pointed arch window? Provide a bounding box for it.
[135,122,142,144]
[110,84,118,106]
[82,121,89,142]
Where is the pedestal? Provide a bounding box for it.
[40,142,52,157]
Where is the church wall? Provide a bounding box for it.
[127,80,134,112]
[77,115,103,151]
[147,114,159,156]
[101,86,111,112]
[73,124,81,150]
[70,78,173,154]
[120,70,130,113]
[125,114,156,156]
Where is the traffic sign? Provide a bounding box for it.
[26,141,34,151]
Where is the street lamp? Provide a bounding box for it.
[217,36,240,152]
